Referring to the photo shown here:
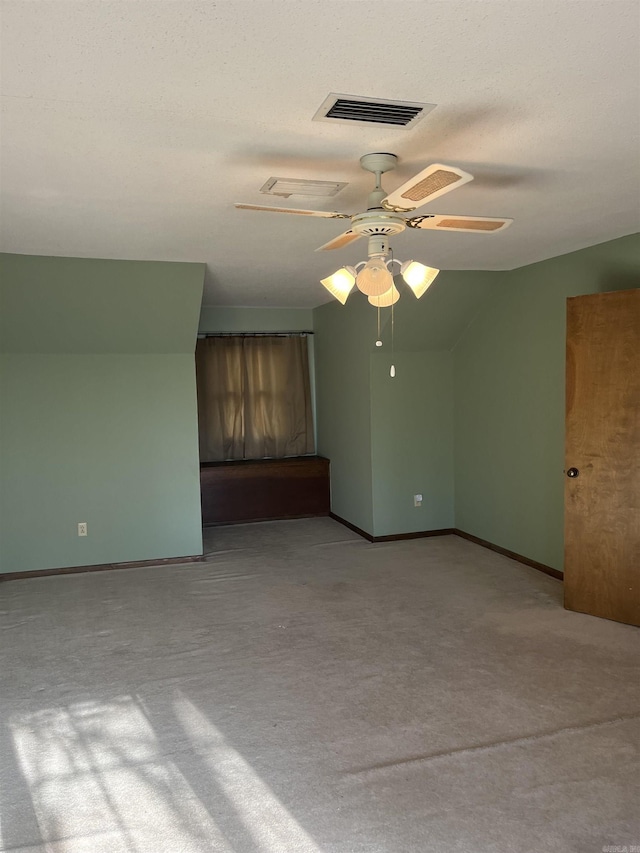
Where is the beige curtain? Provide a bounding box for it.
[195,335,315,462]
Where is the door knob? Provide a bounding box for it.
[566,467,580,478]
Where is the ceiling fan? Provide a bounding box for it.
[235,153,512,305]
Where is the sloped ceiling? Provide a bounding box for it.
[312,269,501,353]
[1,1,639,308]
[0,254,204,353]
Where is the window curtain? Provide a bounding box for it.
[195,335,315,462]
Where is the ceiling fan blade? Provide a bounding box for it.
[315,230,363,252]
[382,164,473,212]
[235,203,350,219]
[407,213,513,232]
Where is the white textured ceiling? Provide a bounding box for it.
[1,1,639,307]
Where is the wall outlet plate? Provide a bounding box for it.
[78,522,88,536]
[414,494,423,507]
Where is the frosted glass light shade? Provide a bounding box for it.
[356,257,393,297]
[320,266,356,304]
[368,284,400,307]
[401,261,439,298]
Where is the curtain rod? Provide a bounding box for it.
[198,331,313,338]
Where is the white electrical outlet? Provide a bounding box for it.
[78,522,88,537]
[414,494,423,507]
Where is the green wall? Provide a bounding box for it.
[0,254,205,574]
[199,306,313,334]
[371,350,454,536]
[313,295,377,533]
[453,233,640,571]
[0,355,202,571]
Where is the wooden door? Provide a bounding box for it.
[564,288,640,626]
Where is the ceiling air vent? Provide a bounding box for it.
[313,93,435,129]
[260,177,348,198]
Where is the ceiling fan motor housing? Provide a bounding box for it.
[350,209,406,238]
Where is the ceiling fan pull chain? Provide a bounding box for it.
[376,305,383,347]
[390,300,396,378]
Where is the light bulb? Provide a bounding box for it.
[355,257,393,297]
[368,284,400,307]
[400,261,439,299]
[320,266,356,304]
[390,364,396,378]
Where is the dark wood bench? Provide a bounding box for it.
[200,456,330,525]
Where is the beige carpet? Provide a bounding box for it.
[0,517,638,853]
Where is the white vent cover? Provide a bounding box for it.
[313,93,436,129]
[260,177,348,198]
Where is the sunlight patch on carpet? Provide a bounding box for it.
[10,696,231,852]
[173,691,322,853]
